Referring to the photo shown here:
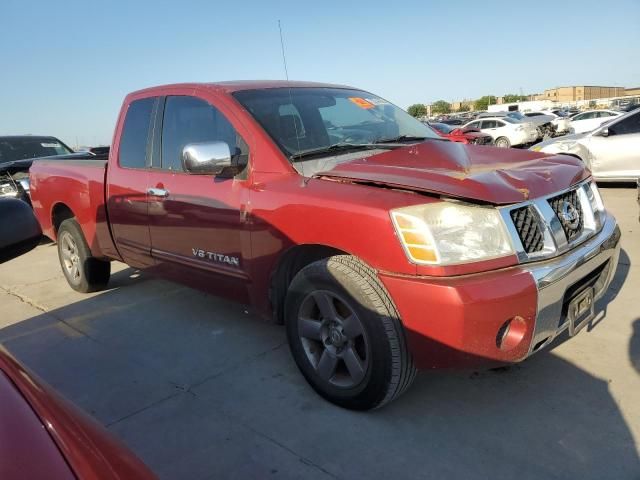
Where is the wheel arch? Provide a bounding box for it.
[51,203,76,237]
[269,243,349,324]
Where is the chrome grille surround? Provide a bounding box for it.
[500,180,604,264]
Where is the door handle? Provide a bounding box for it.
[147,187,169,198]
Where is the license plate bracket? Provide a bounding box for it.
[567,287,595,336]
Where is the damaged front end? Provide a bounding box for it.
[0,169,31,205]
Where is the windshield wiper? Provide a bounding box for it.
[289,142,393,161]
[373,135,431,144]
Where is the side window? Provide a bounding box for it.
[609,112,640,135]
[161,96,249,173]
[482,120,497,129]
[495,120,506,128]
[119,97,155,169]
[467,121,480,129]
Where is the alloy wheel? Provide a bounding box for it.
[297,290,370,388]
[60,232,81,283]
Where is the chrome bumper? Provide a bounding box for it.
[525,212,621,355]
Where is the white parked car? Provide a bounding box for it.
[530,108,640,181]
[462,117,538,148]
[568,110,622,134]
[479,111,553,139]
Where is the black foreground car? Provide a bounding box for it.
[0,136,108,203]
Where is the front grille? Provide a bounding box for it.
[510,206,544,253]
[548,189,583,242]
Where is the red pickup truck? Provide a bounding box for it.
[30,81,621,410]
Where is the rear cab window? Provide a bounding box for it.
[119,97,156,169]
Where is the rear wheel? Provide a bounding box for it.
[495,136,511,148]
[285,255,416,410]
[57,218,110,293]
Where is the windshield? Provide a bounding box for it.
[233,87,439,160]
[507,111,526,120]
[502,117,519,124]
[0,136,73,164]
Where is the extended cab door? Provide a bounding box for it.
[146,93,252,303]
[106,96,158,268]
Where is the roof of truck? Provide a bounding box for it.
[129,80,355,96]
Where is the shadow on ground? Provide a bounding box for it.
[1,254,638,480]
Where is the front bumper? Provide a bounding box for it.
[379,212,621,369]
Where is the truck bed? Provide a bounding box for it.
[29,158,118,260]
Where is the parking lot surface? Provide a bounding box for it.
[1,186,638,480]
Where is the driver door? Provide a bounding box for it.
[146,94,252,303]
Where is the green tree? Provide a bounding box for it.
[431,100,451,115]
[457,103,471,112]
[474,95,498,111]
[503,93,528,103]
[407,104,427,118]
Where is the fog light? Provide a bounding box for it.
[496,316,527,351]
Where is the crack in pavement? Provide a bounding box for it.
[1,285,50,313]
[241,425,342,480]
[105,341,288,428]
[180,340,289,394]
[105,390,186,428]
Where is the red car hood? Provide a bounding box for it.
[316,141,588,205]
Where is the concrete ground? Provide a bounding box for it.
[1,186,639,480]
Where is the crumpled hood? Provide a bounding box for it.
[315,140,589,205]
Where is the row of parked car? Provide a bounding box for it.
[426,106,640,182]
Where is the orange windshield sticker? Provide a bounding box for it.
[349,97,375,109]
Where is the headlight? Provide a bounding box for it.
[587,182,604,213]
[390,202,515,266]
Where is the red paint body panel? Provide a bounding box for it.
[379,267,538,369]
[318,141,589,205]
[28,81,592,370]
[0,371,74,480]
[0,347,156,479]
[30,160,120,260]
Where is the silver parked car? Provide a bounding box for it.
[530,108,640,182]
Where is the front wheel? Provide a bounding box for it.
[285,255,416,410]
[495,136,511,148]
[57,218,110,293]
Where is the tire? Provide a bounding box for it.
[57,218,110,293]
[285,255,416,410]
[495,136,511,148]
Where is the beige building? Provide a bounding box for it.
[451,100,474,111]
[538,86,624,102]
[625,87,640,97]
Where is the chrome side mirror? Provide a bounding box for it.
[182,141,236,176]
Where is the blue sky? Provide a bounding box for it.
[2,0,639,146]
